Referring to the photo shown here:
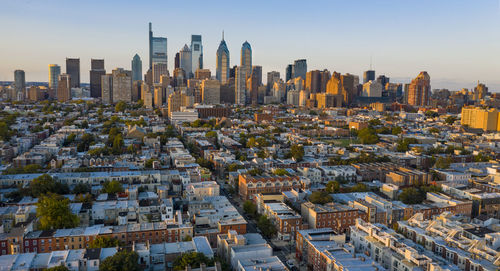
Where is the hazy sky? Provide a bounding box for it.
[1,0,500,91]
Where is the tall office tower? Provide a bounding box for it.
[241,41,252,79]
[247,71,259,105]
[320,70,331,93]
[48,64,61,90]
[66,58,80,88]
[341,74,356,105]
[473,82,488,101]
[57,74,71,102]
[179,44,193,78]
[173,68,186,87]
[131,54,142,81]
[89,59,105,98]
[112,68,132,103]
[191,35,203,71]
[154,85,163,108]
[407,71,430,106]
[376,75,389,90]
[195,69,211,80]
[174,53,180,69]
[293,59,307,80]
[153,63,168,84]
[251,66,262,86]
[305,70,321,93]
[326,72,342,95]
[201,79,220,105]
[272,80,286,102]
[132,80,142,101]
[285,64,294,82]
[149,23,168,69]
[101,74,113,104]
[220,77,235,104]
[235,67,246,105]
[143,84,154,109]
[229,65,237,79]
[14,70,25,94]
[362,80,383,97]
[363,70,375,84]
[267,71,280,91]
[216,32,230,84]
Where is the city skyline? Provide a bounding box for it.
[1,0,500,91]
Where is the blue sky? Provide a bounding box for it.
[1,0,500,91]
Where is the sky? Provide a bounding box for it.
[1,0,500,91]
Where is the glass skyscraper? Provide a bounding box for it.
[216,33,230,84]
[241,41,252,79]
[191,35,203,72]
[131,54,142,81]
[149,23,167,69]
[48,64,61,90]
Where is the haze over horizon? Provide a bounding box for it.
[1,0,500,91]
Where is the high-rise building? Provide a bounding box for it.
[173,68,186,87]
[101,74,113,104]
[407,71,430,106]
[66,58,80,88]
[293,59,307,80]
[461,106,500,132]
[191,35,203,71]
[362,80,383,97]
[48,64,61,90]
[473,82,488,101]
[267,71,280,91]
[247,71,259,105]
[319,69,331,93]
[305,70,321,93]
[341,73,356,105]
[376,75,389,90]
[201,79,220,105]
[14,70,25,94]
[235,66,246,105]
[174,53,180,70]
[57,74,71,102]
[154,85,163,108]
[112,68,132,103]
[131,54,142,81]
[216,32,230,84]
[220,78,235,104]
[149,23,168,69]
[251,66,262,86]
[90,59,105,98]
[363,70,375,84]
[153,63,168,84]
[179,44,192,78]
[195,69,211,80]
[241,41,252,79]
[286,64,294,82]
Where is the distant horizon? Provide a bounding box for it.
[1,0,500,91]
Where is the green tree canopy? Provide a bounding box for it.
[173,252,214,271]
[257,215,277,239]
[290,144,305,161]
[326,181,340,193]
[46,265,70,271]
[36,193,79,230]
[309,191,333,204]
[358,127,380,144]
[243,200,257,218]
[100,250,141,271]
[89,236,123,248]
[30,174,69,198]
[102,180,124,194]
[115,101,127,112]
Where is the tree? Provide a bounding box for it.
[102,180,124,194]
[112,134,124,155]
[349,183,369,193]
[326,181,340,193]
[0,121,12,141]
[72,183,90,194]
[115,101,127,112]
[46,266,70,271]
[428,127,440,134]
[273,168,289,176]
[434,156,452,169]
[89,236,123,248]
[256,149,268,159]
[205,131,217,138]
[399,187,424,204]
[100,250,141,271]
[257,215,277,238]
[36,193,79,230]
[173,252,214,271]
[358,127,380,144]
[243,200,257,218]
[391,126,403,135]
[30,174,69,197]
[309,191,333,204]
[144,158,158,169]
[445,116,457,125]
[226,163,244,172]
[290,144,305,161]
[396,138,419,152]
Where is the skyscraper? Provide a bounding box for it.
[216,32,230,84]
[131,54,142,81]
[57,74,71,102]
[267,71,280,91]
[247,71,259,105]
[48,64,61,90]
[179,44,192,78]
[285,64,294,82]
[235,66,246,105]
[90,59,105,98]
[201,79,221,105]
[241,41,252,79]
[149,23,168,69]
[112,68,132,103]
[293,59,307,80]
[251,66,262,86]
[191,35,203,72]
[305,70,321,93]
[363,70,375,84]
[153,63,168,84]
[14,70,25,94]
[174,53,180,69]
[407,71,430,106]
[101,74,113,104]
[66,58,80,88]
